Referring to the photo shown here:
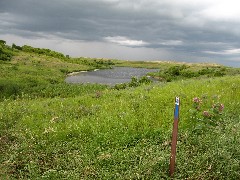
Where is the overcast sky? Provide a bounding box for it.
[1,0,240,67]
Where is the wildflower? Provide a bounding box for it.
[219,103,224,111]
[193,97,201,103]
[193,97,202,111]
[212,103,224,112]
[203,111,210,117]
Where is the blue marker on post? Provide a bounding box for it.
[174,97,180,119]
[170,97,180,177]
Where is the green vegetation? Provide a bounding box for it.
[0,40,240,179]
[21,45,66,59]
[0,40,13,61]
[151,64,239,82]
[63,57,115,69]
[114,76,152,90]
[0,49,113,99]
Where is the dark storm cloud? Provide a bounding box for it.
[0,0,203,41]
[1,0,240,66]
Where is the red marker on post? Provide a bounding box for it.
[169,97,180,177]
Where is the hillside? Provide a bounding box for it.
[0,40,240,179]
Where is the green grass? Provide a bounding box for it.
[0,44,240,179]
[0,52,111,99]
[1,76,240,179]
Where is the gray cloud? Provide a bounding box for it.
[1,0,240,66]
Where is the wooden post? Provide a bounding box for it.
[169,97,180,177]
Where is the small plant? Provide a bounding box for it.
[190,95,224,127]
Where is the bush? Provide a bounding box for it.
[0,80,23,98]
[198,68,214,75]
[128,77,139,87]
[214,70,226,77]
[165,65,188,76]
[114,76,152,90]
[114,83,128,90]
[138,76,152,84]
[0,43,13,61]
[181,70,200,78]
[158,65,189,81]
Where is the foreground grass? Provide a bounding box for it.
[1,75,240,179]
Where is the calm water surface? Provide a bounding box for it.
[65,67,158,85]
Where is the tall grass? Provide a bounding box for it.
[1,75,239,179]
[1,46,240,178]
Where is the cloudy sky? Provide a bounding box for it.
[1,0,240,67]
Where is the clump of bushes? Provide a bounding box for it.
[0,80,23,99]
[157,65,226,82]
[0,40,13,61]
[114,76,152,90]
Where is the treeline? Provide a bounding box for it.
[0,40,13,61]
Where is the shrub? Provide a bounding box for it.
[128,77,139,87]
[138,76,152,84]
[164,65,187,76]
[114,76,152,90]
[198,68,214,75]
[180,70,199,78]
[0,80,23,98]
[214,70,226,77]
[158,65,189,81]
[0,43,13,61]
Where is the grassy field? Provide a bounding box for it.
[0,43,240,179]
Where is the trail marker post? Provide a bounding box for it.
[169,97,180,177]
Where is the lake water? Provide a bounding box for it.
[65,67,159,85]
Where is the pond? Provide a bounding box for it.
[65,67,159,85]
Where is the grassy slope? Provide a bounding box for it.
[0,51,108,99]
[0,51,240,179]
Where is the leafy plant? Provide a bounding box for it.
[189,96,224,128]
